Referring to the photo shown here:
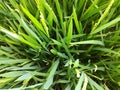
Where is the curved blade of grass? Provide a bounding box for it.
[92,0,114,31]
[43,59,59,89]
[0,26,40,49]
[0,26,19,39]
[50,49,68,59]
[90,16,120,34]
[82,74,88,90]
[0,78,13,84]
[66,18,73,45]
[88,76,104,90]
[20,18,40,39]
[0,58,28,65]
[75,72,84,90]
[4,83,43,90]
[21,5,49,42]
[60,35,74,60]
[73,7,81,34]
[54,0,63,29]
[0,71,25,77]
[15,73,32,81]
[52,39,62,47]
[70,40,104,46]
[93,47,119,54]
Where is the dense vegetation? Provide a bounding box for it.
[0,0,120,89]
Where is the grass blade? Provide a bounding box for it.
[66,17,73,45]
[43,59,59,89]
[75,72,84,90]
[90,16,120,34]
[71,40,104,46]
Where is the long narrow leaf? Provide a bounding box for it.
[90,16,120,34]
[43,59,59,89]
[71,40,104,46]
[75,72,84,90]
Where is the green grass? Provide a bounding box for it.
[0,0,120,89]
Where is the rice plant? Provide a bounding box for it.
[0,0,120,89]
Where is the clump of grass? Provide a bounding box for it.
[0,0,120,89]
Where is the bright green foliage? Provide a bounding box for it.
[0,0,120,89]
